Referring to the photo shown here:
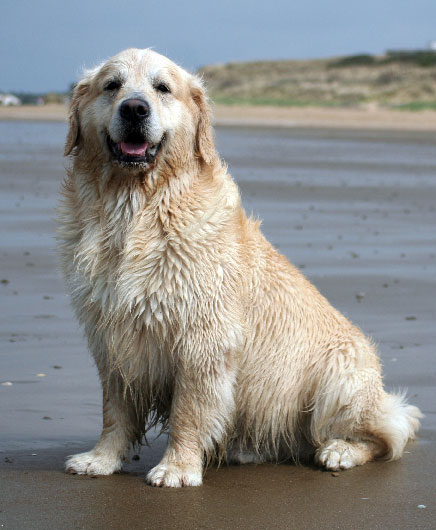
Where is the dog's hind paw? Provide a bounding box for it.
[146,462,202,487]
[65,450,122,476]
[315,439,375,471]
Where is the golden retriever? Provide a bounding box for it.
[59,48,422,487]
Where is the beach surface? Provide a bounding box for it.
[0,118,435,529]
[2,102,436,131]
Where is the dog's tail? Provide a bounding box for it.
[370,391,423,460]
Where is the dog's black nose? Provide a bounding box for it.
[119,99,150,122]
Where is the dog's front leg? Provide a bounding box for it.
[146,349,235,487]
[65,373,138,475]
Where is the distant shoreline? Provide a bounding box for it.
[0,104,68,122]
[2,103,436,132]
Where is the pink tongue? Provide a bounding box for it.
[119,142,148,156]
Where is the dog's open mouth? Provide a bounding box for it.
[107,135,162,166]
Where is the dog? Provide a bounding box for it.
[59,48,422,487]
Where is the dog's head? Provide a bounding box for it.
[65,48,216,174]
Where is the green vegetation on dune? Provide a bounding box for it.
[330,50,436,68]
[211,96,349,108]
[199,51,436,110]
[384,50,436,67]
[394,101,436,111]
[329,54,377,67]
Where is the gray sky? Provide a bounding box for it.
[1,0,436,92]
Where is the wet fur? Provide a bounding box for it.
[59,48,422,486]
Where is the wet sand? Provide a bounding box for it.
[0,121,435,529]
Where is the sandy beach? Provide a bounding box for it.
[0,119,435,529]
[2,102,436,131]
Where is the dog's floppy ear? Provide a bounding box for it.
[190,77,216,166]
[65,64,103,156]
[64,79,90,156]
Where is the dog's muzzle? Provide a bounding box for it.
[107,98,163,166]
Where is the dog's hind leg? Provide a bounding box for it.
[65,373,140,475]
[312,374,422,471]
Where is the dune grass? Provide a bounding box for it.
[212,96,351,108]
[394,101,436,111]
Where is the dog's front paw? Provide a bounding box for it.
[146,462,202,487]
[65,450,122,476]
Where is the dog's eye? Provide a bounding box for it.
[104,80,121,91]
[156,83,171,94]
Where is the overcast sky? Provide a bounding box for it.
[1,0,436,92]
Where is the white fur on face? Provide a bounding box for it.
[80,49,191,155]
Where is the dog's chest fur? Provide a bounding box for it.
[60,173,241,382]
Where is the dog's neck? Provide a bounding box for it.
[70,151,223,251]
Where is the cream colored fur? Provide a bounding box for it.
[59,48,422,487]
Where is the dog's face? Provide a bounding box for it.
[65,48,215,173]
